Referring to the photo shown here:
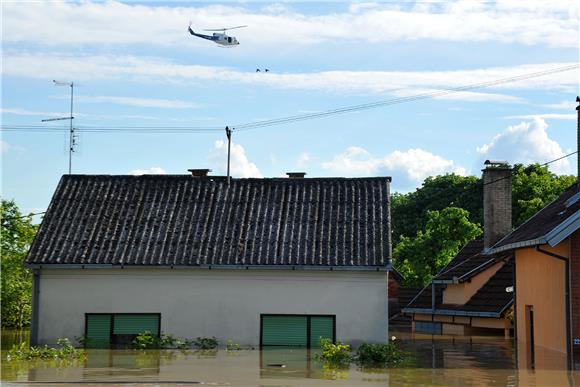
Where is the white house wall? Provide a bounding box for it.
[36,269,389,347]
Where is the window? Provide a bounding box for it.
[85,313,160,348]
[415,321,442,335]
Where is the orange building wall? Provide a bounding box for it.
[515,242,569,369]
[442,261,504,305]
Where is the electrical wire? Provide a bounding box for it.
[232,64,580,131]
[1,63,578,134]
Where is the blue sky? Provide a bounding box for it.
[2,1,579,215]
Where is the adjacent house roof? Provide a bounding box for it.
[402,239,513,318]
[27,175,393,269]
[489,184,580,254]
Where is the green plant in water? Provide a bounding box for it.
[314,338,352,368]
[193,336,218,350]
[133,331,194,349]
[7,338,85,361]
[226,339,241,351]
[355,341,413,368]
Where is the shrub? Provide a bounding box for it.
[355,342,412,368]
[193,336,218,350]
[133,331,194,349]
[226,340,241,351]
[314,338,352,368]
[7,338,85,361]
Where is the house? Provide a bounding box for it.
[485,99,580,370]
[26,171,395,348]
[487,182,579,370]
[403,162,514,337]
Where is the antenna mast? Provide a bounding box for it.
[42,80,75,174]
[225,126,232,183]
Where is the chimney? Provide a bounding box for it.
[482,160,512,249]
[188,169,211,177]
[287,172,306,178]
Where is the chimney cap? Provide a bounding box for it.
[188,168,212,177]
[484,160,510,168]
[286,172,306,178]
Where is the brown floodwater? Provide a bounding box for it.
[2,330,579,386]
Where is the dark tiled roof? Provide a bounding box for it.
[435,240,494,282]
[491,184,579,252]
[404,257,513,317]
[27,175,392,267]
[462,259,513,314]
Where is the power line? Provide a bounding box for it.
[2,63,578,135]
[232,64,580,131]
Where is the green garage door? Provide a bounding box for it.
[262,316,308,347]
[86,314,112,348]
[113,314,160,335]
[310,316,334,348]
[261,315,335,348]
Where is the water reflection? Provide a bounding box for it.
[2,331,579,386]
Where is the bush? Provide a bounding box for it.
[314,338,352,368]
[133,331,193,349]
[226,340,240,351]
[355,342,412,368]
[193,336,218,350]
[7,338,85,361]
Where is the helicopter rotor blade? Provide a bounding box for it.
[203,25,247,32]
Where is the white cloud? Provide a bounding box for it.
[128,167,167,175]
[1,140,11,153]
[297,152,310,167]
[74,96,201,109]
[3,54,576,98]
[210,140,262,178]
[505,113,576,120]
[477,118,570,174]
[2,1,578,47]
[541,101,578,110]
[322,146,466,189]
[1,107,65,117]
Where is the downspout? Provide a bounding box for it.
[535,246,572,370]
[30,269,41,346]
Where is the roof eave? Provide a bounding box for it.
[25,263,393,272]
[401,307,502,318]
[545,210,580,247]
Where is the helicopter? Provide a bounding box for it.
[188,23,247,47]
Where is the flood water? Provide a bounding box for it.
[2,330,579,386]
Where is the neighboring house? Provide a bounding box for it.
[403,162,514,337]
[26,171,395,348]
[486,100,580,371]
[487,183,579,370]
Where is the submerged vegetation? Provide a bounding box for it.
[132,332,219,350]
[7,338,85,361]
[315,338,412,369]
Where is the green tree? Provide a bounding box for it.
[391,174,482,244]
[512,163,576,226]
[1,199,38,328]
[393,207,482,287]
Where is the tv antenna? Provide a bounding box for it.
[42,80,75,174]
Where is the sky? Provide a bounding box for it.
[1,0,579,215]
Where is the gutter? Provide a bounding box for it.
[401,307,502,318]
[24,263,394,272]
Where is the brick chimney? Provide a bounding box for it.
[286,172,306,178]
[482,160,512,249]
[188,169,211,177]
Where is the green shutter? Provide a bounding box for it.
[86,314,111,348]
[262,316,307,347]
[310,316,334,348]
[113,314,160,335]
